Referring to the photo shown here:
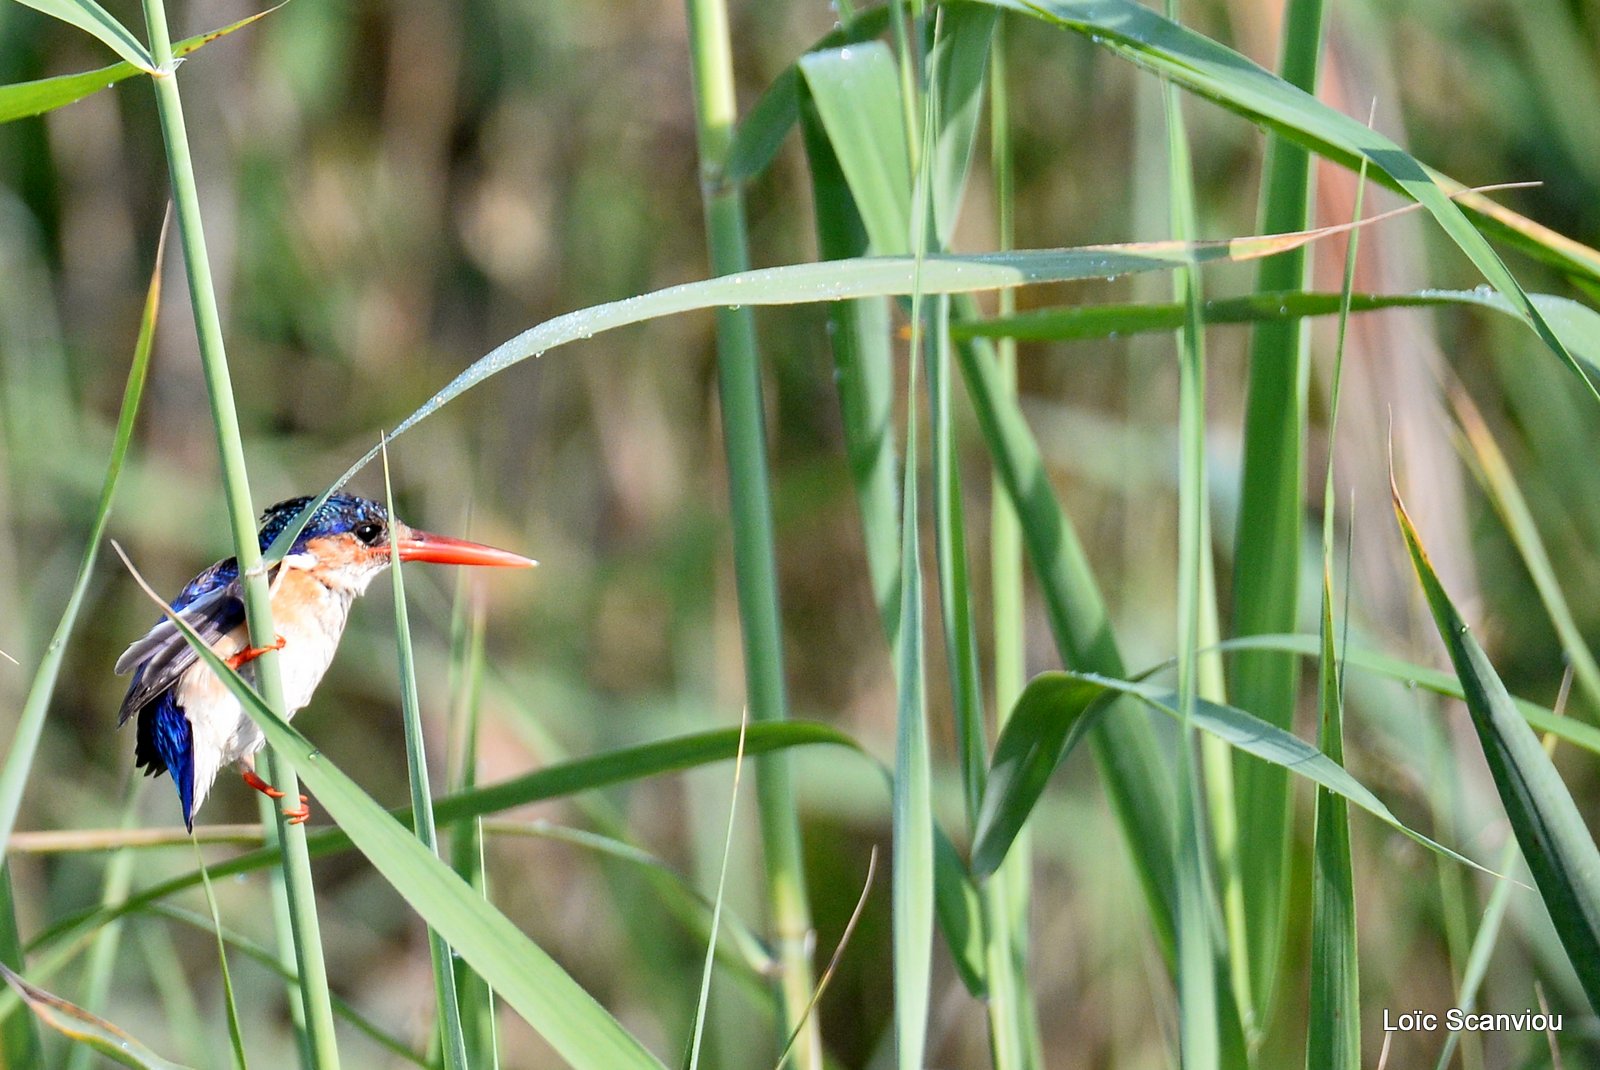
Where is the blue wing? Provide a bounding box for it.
[117,557,248,830]
[114,558,246,725]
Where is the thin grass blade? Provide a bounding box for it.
[974,671,1494,878]
[322,194,1454,493]
[0,8,279,125]
[1305,156,1366,1070]
[12,0,154,71]
[0,961,191,1069]
[1232,0,1324,1022]
[381,447,468,1069]
[976,0,1599,405]
[0,215,162,854]
[685,714,747,1070]
[191,844,249,1069]
[1394,487,1600,1011]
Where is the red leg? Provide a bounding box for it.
[242,768,285,799]
[242,770,311,823]
[225,634,286,670]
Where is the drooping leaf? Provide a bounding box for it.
[0,961,191,1069]
[1395,487,1600,1011]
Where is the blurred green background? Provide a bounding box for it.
[3,0,1600,1066]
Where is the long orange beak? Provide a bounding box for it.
[395,530,537,569]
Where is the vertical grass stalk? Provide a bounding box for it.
[982,21,1044,1069]
[381,448,468,1069]
[1230,0,1326,1028]
[1163,22,1224,1062]
[138,3,341,1063]
[1305,160,1367,1070]
[682,1,821,1063]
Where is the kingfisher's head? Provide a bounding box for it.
[258,495,536,593]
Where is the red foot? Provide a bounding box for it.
[242,769,311,823]
[226,635,286,670]
[242,769,284,799]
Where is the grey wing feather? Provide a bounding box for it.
[115,585,246,725]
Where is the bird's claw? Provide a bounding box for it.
[283,800,311,825]
[226,634,286,670]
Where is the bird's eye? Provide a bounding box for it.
[353,521,385,546]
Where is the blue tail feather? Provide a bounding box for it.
[136,691,196,831]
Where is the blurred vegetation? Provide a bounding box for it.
[3,0,1600,1066]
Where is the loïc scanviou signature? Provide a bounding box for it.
[1383,1008,1563,1033]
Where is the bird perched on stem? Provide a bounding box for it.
[116,494,535,829]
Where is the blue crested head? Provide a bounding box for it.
[256,495,391,555]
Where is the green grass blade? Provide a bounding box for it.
[0,865,40,1067]
[891,52,936,1070]
[192,843,249,1070]
[11,0,154,71]
[0,224,160,1066]
[1205,634,1600,758]
[977,0,1600,404]
[927,4,995,248]
[22,724,859,976]
[951,288,1600,364]
[724,7,891,184]
[800,44,912,253]
[1454,396,1600,720]
[1305,156,1366,1070]
[1161,12,1226,1059]
[974,672,1493,878]
[1394,488,1600,1011]
[446,597,498,1068]
[0,961,190,1069]
[65,781,141,1070]
[324,205,1425,488]
[891,334,933,1070]
[139,0,340,1058]
[950,320,1177,952]
[981,21,1043,1066]
[150,904,434,1068]
[0,216,160,854]
[1233,0,1323,1023]
[685,0,822,1058]
[1305,586,1358,1070]
[114,549,669,1070]
[798,103,901,646]
[381,449,468,1070]
[686,716,747,1070]
[488,822,773,984]
[0,8,277,125]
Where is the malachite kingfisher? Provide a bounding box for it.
[115,494,535,829]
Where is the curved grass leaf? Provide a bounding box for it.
[1209,634,1600,757]
[314,200,1433,499]
[0,961,190,1069]
[27,723,858,961]
[116,551,666,1070]
[0,8,278,125]
[951,289,1600,377]
[977,0,1599,404]
[972,671,1493,879]
[12,0,153,72]
[1394,487,1600,1011]
[724,7,891,184]
[0,218,163,855]
[149,905,432,1068]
